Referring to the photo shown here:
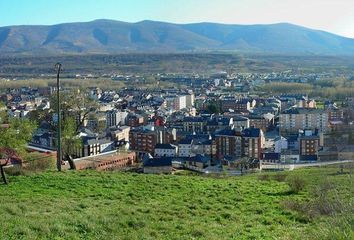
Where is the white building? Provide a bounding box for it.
[154,144,178,157]
[178,138,194,157]
[164,94,194,111]
[274,136,288,153]
[106,110,128,127]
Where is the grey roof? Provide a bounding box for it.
[187,154,211,163]
[178,138,193,145]
[215,128,241,137]
[282,108,325,115]
[143,158,172,167]
[242,127,262,138]
[155,144,177,150]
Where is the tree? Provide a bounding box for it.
[61,117,82,170]
[0,101,8,124]
[50,90,97,169]
[0,148,22,184]
[0,118,36,184]
[0,118,36,154]
[50,89,99,132]
[206,102,221,114]
[27,109,51,125]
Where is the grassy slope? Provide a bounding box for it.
[0,167,352,240]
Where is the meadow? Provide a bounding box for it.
[0,165,352,239]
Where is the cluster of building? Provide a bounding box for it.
[1,76,354,173]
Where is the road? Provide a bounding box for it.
[261,160,354,171]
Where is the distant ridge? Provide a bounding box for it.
[0,19,354,55]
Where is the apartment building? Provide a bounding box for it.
[280,108,328,134]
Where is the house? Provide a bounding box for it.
[79,137,115,158]
[190,134,215,157]
[338,145,354,160]
[127,113,145,127]
[143,157,173,174]
[280,150,300,163]
[106,110,128,127]
[185,155,211,171]
[76,128,115,157]
[129,126,175,154]
[274,136,288,153]
[231,115,250,129]
[221,98,255,112]
[261,152,281,163]
[318,147,338,161]
[248,114,274,132]
[278,94,306,110]
[178,134,216,158]
[109,126,130,143]
[178,138,194,157]
[326,104,344,121]
[205,116,233,133]
[154,144,178,157]
[31,132,55,150]
[183,116,206,133]
[164,94,193,111]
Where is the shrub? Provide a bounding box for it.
[5,153,55,176]
[4,165,27,176]
[258,174,270,181]
[286,175,306,193]
[282,179,352,220]
[273,173,287,182]
[25,155,55,172]
[308,180,347,217]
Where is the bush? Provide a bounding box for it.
[308,180,347,217]
[4,165,27,176]
[24,155,55,172]
[258,174,270,181]
[282,178,354,240]
[273,173,287,182]
[5,153,55,176]
[282,179,351,219]
[286,175,306,193]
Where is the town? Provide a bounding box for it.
[1,1,354,238]
[1,68,353,175]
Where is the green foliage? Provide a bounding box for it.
[206,102,221,114]
[5,152,55,175]
[260,82,313,94]
[26,109,50,125]
[258,172,286,182]
[0,118,36,154]
[0,101,8,124]
[0,78,125,91]
[62,117,82,158]
[281,170,354,240]
[0,166,352,239]
[273,173,287,182]
[257,174,271,181]
[260,79,354,100]
[286,175,306,193]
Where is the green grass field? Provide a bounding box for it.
[0,166,353,240]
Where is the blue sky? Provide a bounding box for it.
[1,0,354,38]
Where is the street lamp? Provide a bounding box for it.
[55,63,62,171]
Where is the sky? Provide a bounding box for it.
[1,0,354,38]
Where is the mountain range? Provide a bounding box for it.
[0,19,354,55]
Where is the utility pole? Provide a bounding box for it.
[55,63,62,171]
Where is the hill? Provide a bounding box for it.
[0,166,352,239]
[0,20,354,55]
